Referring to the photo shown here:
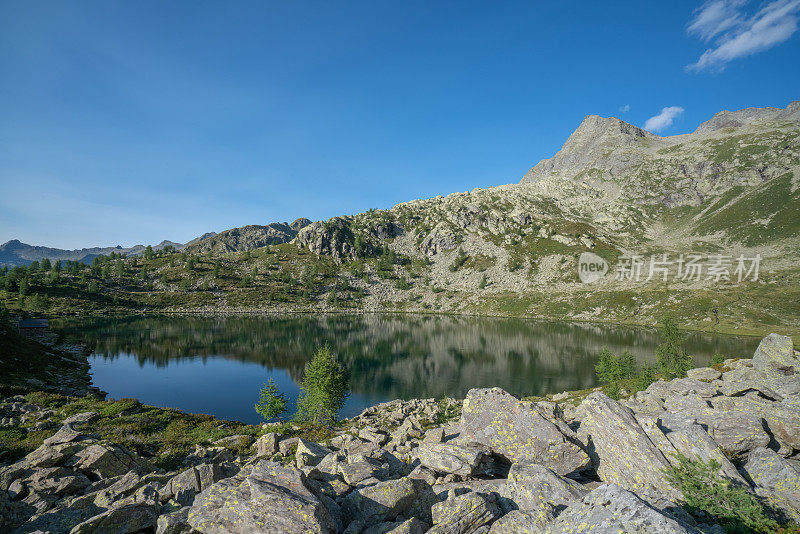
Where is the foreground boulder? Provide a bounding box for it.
[544,484,700,533]
[186,460,334,533]
[499,461,587,514]
[415,443,494,477]
[743,447,800,523]
[460,388,589,475]
[578,392,678,500]
[428,491,500,534]
[342,477,417,527]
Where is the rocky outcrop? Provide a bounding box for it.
[185,223,299,254]
[577,392,679,499]
[2,332,799,533]
[543,484,700,533]
[460,388,589,475]
[186,460,335,533]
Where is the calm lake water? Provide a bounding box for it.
[52,315,760,425]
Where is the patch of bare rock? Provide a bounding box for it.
[1,333,799,533]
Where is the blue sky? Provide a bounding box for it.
[1,1,798,249]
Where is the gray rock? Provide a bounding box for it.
[156,507,192,534]
[752,334,797,374]
[340,460,382,485]
[296,439,332,469]
[686,367,722,382]
[663,424,748,485]
[743,447,800,522]
[29,467,91,497]
[428,491,500,534]
[416,443,492,477]
[186,460,334,534]
[359,427,389,446]
[577,392,678,499]
[424,427,445,443]
[460,388,588,475]
[385,517,429,534]
[342,477,417,527]
[254,432,282,457]
[278,436,300,456]
[488,508,555,533]
[70,503,158,534]
[499,461,586,514]
[66,443,151,479]
[544,484,699,533]
[63,412,99,426]
[43,425,84,446]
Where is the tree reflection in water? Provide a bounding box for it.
[52,314,759,422]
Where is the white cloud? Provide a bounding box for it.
[687,0,800,72]
[619,104,631,113]
[644,106,685,132]
[688,0,745,41]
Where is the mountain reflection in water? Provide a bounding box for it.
[52,315,759,424]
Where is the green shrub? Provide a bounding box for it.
[294,345,350,425]
[656,316,693,379]
[595,348,637,383]
[254,378,288,422]
[665,454,781,533]
[478,275,488,289]
[395,277,411,290]
[449,248,469,272]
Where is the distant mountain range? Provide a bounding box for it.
[0,217,312,267]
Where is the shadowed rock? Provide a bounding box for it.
[460,388,589,475]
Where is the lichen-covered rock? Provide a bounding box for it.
[339,460,382,485]
[70,503,158,534]
[743,447,800,522]
[254,432,282,457]
[544,484,699,533]
[416,443,492,477]
[460,388,588,475]
[498,461,586,514]
[342,477,417,527]
[686,367,722,382]
[428,491,500,534]
[29,467,91,497]
[752,334,797,374]
[296,439,332,469]
[186,460,334,534]
[663,424,748,485]
[488,508,555,533]
[155,507,192,534]
[66,443,151,479]
[577,392,678,499]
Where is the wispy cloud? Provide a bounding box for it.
[644,106,684,132]
[687,0,800,72]
[619,104,631,113]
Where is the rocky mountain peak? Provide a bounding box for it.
[693,100,800,134]
[521,114,657,184]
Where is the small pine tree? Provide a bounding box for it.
[254,378,288,422]
[665,454,778,533]
[212,260,221,279]
[294,345,350,425]
[478,274,487,289]
[656,317,692,379]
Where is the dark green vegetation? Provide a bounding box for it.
[254,378,288,422]
[293,345,350,425]
[665,454,799,534]
[594,317,692,399]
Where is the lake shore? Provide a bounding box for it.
[1,323,799,532]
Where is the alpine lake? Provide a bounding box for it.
[51,314,760,425]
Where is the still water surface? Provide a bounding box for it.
[52,315,759,424]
